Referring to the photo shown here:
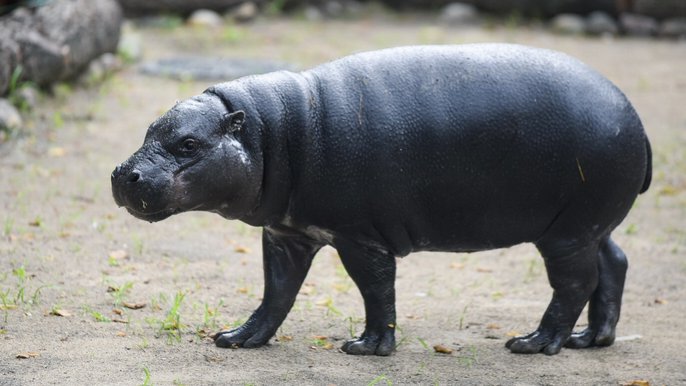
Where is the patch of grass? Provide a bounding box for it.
[456,345,478,367]
[0,289,15,322]
[141,366,153,386]
[368,373,392,386]
[159,291,186,343]
[458,304,469,330]
[138,337,150,350]
[524,257,544,283]
[153,14,184,29]
[12,266,26,304]
[318,296,342,317]
[3,217,13,236]
[346,316,363,338]
[200,299,224,331]
[52,111,64,129]
[84,306,111,322]
[625,223,638,235]
[265,0,286,16]
[109,281,133,307]
[132,234,145,256]
[223,25,246,44]
[7,65,34,112]
[417,337,430,351]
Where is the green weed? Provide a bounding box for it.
[0,289,14,322]
[132,234,144,255]
[7,65,34,112]
[3,217,13,236]
[159,291,186,343]
[52,111,64,129]
[109,281,133,307]
[141,366,153,386]
[456,345,478,367]
[625,223,638,235]
[319,296,342,316]
[458,304,469,330]
[265,0,286,15]
[201,299,224,330]
[12,266,26,304]
[524,257,544,283]
[346,316,363,338]
[223,26,246,44]
[84,306,111,322]
[138,337,150,350]
[368,373,392,386]
[417,337,430,351]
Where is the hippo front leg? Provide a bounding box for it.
[335,239,397,356]
[214,229,321,349]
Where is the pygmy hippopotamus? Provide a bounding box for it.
[111,44,652,356]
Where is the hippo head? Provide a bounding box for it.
[111,93,260,222]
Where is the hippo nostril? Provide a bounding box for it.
[112,164,123,180]
[128,170,141,183]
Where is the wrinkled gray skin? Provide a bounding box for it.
[112,44,652,356]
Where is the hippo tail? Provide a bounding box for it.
[640,137,652,194]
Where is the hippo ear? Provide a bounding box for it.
[223,110,245,134]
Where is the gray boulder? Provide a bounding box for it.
[633,0,686,20]
[187,9,224,27]
[118,0,246,16]
[620,13,658,36]
[0,99,22,140]
[228,1,260,22]
[0,0,122,96]
[585,11,618,35]
[440,2,480,25]
[551,13,586,35]
[660,18,686,38]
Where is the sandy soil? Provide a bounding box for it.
[1,13,685,386]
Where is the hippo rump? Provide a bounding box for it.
[111,44,651,356]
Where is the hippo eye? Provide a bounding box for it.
[180,138,198,154]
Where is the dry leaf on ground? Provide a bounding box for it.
[17,352,40,359]
[122,302,146,310]
[433,344,453,354]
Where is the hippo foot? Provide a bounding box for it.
[505,328,570,355]
[213,323,272,349]
[341,331,395,356]
[565,326,615,349]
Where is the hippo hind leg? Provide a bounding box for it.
[565,236,627,349]
[506,238,599,355]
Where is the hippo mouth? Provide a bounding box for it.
[123,206,181,222]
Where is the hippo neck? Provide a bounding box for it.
[210,71,314,227]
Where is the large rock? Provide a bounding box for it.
[633,0,686,20]
[376,0,618,17]
[0,98,22,140]
[585,11,618,35]
[660,18,686,38]
[620,13,658,36]
[118,0,245,16]
[440,2,480,25]
[0,0,122,96]
[551,13,585,34]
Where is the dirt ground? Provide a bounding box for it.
[1,12,685,386]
